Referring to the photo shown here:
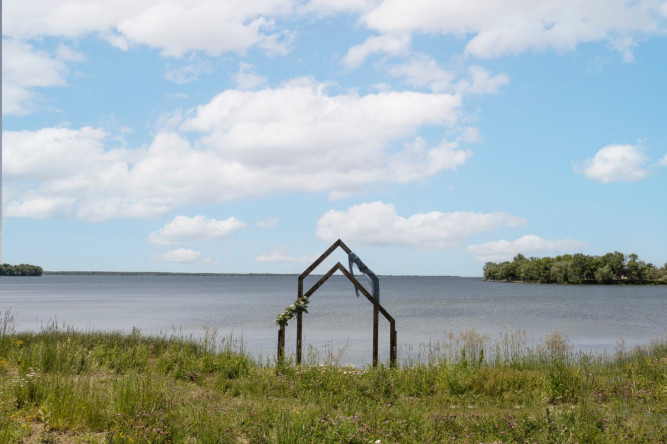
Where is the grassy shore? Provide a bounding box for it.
[0,312,665,443]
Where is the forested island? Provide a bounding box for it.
[483,252,667,284]
[0,263,43,276]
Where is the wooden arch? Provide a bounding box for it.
[277,239,397,367]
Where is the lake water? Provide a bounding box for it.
[1,275,665,366]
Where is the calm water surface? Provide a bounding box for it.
[1,275,665,366]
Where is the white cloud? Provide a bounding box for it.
[4,0,294,57]
[343,33,411,68]
[575,144,650,183]
[256,29,297,57]
[2,126,142,221]
[6,0,664,64]
[610,36,637,63]
[386,137,472,183]
[5,198,76,219]
[164,56,212,84]
[3,0,294,57]
[233,62,268,90]
[3,79,473,221]
[388,54,456,92]
[361,0,666,59]
[465,235,588,262]
[304,0,376,15]
[316,201,527,249]
[257,217,279,228]
[3,127,112,178]
[2,39,69,115]
[256,248,314,263]
[55,44,86,62]
[151,248,211,263]
[458,66,509,95]
[389,56,509,95]
[658,154,667,166]
[179,77,468,195]
[148,215,245,246]
[3,0,141,39]
[117,3,275,57]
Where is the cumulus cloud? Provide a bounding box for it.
[148,215,245,246]
[6,0,665,65]
[179,77,468,195]
[3,0,138,39]
[3,126,112,178]
[343,33,411,69]
[55,44,86,62]
[2,39,69,115]
[465,235,588,262]
[316,201,527,249]
[233,62,268,90]
[658,154,667,167]
[5,198,76,219]
[575,144,650,183]
[360,0,666,59]
[4,78,472,221]
[4,0,294,57]
[2,126,143,221]
[117,3,285,57]
[389,56,509,95]
[304,0,376,15]
[151,248,211,263]
[256,248,314,263]
[459,66,510,95]
[388,54,456,92]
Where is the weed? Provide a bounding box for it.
[0,325,664,443]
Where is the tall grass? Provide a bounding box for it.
[0,311,665,443]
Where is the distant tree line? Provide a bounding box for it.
[0,263,44,276]
[483,252,667,284]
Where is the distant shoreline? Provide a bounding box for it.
[43,271,296,277]
[42,271,472,278]
[484,278,667,285]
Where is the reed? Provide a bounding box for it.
[0,314,664,443]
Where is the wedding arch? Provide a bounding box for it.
[275,239,397,367]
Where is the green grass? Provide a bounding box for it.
[0,310,665,443]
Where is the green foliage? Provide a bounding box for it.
[0,263,43,276]
[0,323,665,443]
[484,251,667,284]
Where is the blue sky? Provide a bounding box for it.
[2,0,667,276]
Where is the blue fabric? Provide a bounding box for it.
[348,252,380,302]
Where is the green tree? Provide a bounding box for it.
[519,258,539,282]
[550,261,569,284]
[567,253,589,283]
[600,251,626,280]
[496,261,518,282]
[482,251,664,284]
[0,263,43,276]
[483,262,499,280]
[595,265,614,283]
[625,253,648,282]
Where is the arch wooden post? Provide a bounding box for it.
[277,325,285,364]
[373,305,379,367]
[390,322,397,367]
[277,239,397,368]
[296,311,303,364]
